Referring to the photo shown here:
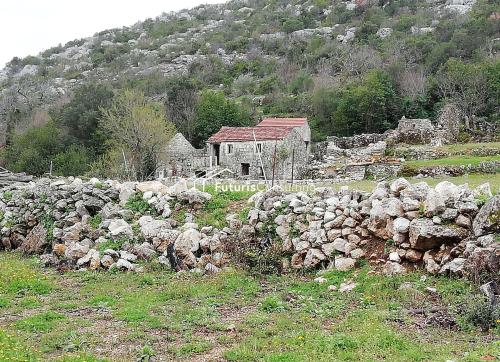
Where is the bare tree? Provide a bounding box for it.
[100,89,176,180]
[397,66,428,100]
[437,61,489,128]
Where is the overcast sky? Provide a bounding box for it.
[0,0,225,67]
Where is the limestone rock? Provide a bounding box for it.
[303,248,326,268]
[472,195,500,236]
[383,261,405,275]
[333,257,356,271]
[108,219,133,238]
[19,224,47,254]
[409,218,469,250]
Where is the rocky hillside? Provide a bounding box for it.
[0,0,498,149]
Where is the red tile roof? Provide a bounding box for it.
[207,126,294,143]
[257,118,308,128]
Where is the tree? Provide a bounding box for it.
[56,83,113,154]
[436,59,491,126]
[164,76,199,143]
[192,90,252,147]
[100,90,176,180]
[4,121,67,176]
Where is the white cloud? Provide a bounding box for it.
[0,0,225,67]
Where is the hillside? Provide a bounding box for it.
[0,0,498,176]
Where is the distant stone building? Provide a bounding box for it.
[158,133,207,178]
[207,121,310,180]
[256,117,311,151]
[395,116,435,144]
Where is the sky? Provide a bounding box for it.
[0,0,225,67]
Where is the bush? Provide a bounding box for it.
[463,295,500,332]
[4,121,66,176]
[125,192,154,215]
[52,145,91,176]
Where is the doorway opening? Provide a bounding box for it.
[241,163,250,176]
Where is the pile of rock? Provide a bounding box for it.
[238,178,499,278]
[0,177,227,274]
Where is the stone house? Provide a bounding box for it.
[256,117,311,152]
[207,123,309,180]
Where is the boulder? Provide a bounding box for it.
[19,224,47,254]
[423,189,446,216]
[120,250,137,262]
[115,258,136,271]
[174,228,202,268]
[383,261,405,275]
[138,216,172,240]
[136,181,169,195]
[333,257,356,271]
[177,189,212,205]
[303,248,326,268]
[390,178,411,196]
[393,217,410,234]
[472,195,500,236]
[101,255,115,268]
[108,219,133,238]
[409,218,469,250]
[455,214,471,228]
[65,242,90,260]
[132,242,157,260]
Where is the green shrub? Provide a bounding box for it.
[464,295,500,332]
[89,214,102,229]
[98,237,129,252]
[40,213,55,242]
[2,191,13,202]
[125,192,154,215]
[260,295,287,313]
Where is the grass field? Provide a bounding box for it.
[437,142,500,153]
[404,155,500,168]
[0,253,498,361]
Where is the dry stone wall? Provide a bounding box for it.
[0,177,498,282]
[238,178,499,280]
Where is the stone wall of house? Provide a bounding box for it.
[216,129,308,180]
[395,117,435,144]
[160,133,207,177]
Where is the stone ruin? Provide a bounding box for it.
[311,132,400,181]
[309,111,483,180]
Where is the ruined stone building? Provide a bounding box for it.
[207,118,311,179]
[158,133,207,178]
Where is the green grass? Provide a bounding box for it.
[438,142,500,153]
[195,186,255,228]
[405,155,500,168]
[125,191,155,215]
[0,252,498,361]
